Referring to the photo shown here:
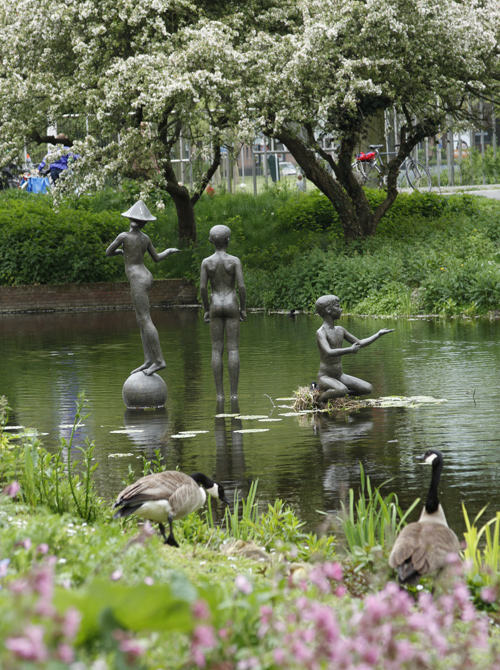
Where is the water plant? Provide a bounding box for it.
[337,463,421,567]
[462,503,500,612]
[0,393,102,522]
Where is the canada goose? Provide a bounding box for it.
[389,449,460,585]
[113,471,229,547]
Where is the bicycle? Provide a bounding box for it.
[352,144,432,192]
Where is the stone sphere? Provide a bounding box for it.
[122,373,167,409]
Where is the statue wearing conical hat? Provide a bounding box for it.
[106,199,179,376]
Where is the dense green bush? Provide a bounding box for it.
[1,186,499,316]
[0,194,125,285]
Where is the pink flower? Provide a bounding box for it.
[33,565,54,599]
[235,574,253,595]
[15,538,32,551]
[481,586,497,603]
[191,624,217,668]
[9,578,30,595]
[273,648,287,665]
[192,599,210,620]
[5,625,48,662]
[36,543,49,555]
[0,558,10,577]
[57,643,74,663]
[193,625,216,649]
[119,637,144,659]
[144,576,154,586]
[4,481,20,498]
[61,608,81,640]
[110,569,123,581]
[323,561,343,581]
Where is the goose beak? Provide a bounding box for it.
[220,493,230,505]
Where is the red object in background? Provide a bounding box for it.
[206,184,215,196]
[357,151,376,162]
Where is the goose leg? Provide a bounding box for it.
[158,522,170,544]
[162,517,179,547]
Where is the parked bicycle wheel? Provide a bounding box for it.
[401,161,432,192]
[352,160,383,189]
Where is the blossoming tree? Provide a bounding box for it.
[1,0,499,243]
[0,0,240,244]
[182,0,500,240]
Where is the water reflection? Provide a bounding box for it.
[214,400,247,500]
[122,408,169,458]
[1,309,500,534]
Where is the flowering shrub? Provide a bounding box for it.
[186,563,500,670]
[1,560,82,666]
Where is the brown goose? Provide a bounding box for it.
[113,471,229,547]
[389,449,460,585]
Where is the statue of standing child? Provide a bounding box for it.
[106,200,179,376]
[315,294,394,403]
[200,225,246,401]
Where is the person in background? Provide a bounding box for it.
[38,134,79,183]
[296,172,306,192]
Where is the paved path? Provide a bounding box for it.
[438,184,500,200]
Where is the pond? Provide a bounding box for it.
[1,308,500,536]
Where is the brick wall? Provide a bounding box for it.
[0,279,198,314]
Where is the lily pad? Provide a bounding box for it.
[236,415,269,420]
[365,395,448,408]
[108,453,134,458]
[233,428,270,434]
[110,429,144,434]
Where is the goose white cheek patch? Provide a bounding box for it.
[207,483,219,498]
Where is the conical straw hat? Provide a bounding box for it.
[121,199,156,222]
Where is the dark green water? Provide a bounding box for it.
[1,309,499,535]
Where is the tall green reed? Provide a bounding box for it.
[338,463,420,563]
[20,392,101,522]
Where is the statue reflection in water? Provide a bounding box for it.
[214,400,246,499]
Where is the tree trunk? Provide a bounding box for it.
[167,182,197,245]
[275,128,397,241]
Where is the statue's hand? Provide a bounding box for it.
[114,249,124,255]
[203,311,210,323]
[379,328,395,335]
[350,343,361,354]
[165,248,180,256]
[239,310,247,322]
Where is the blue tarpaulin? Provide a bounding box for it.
[25,177,51,193]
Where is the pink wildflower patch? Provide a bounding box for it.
[235,574,253,595]
[5,625,48,662]
[4,480,20,498]
[192,599,210,620]
[61,608,81,640]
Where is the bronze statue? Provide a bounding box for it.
[200,225,246,401]
[106,200,179,376]
[315,294,394,402]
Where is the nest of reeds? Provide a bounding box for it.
[292,386,368,413]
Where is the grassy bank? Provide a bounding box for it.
[1,185,500,316]
[1,397,500,669]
